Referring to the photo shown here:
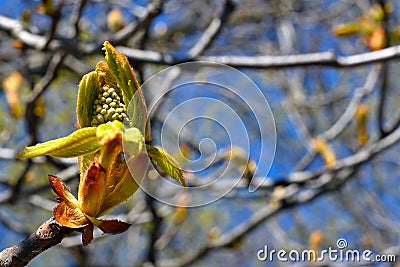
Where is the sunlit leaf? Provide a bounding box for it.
[309,230,323,249]
[174,193,190,223]
[17,127,100,158]
[103,41,151,141]
[36,0,56,16]
[369,26,386,50]
[308,230,323,261]
[100,153,148,214]
[146,145,185,186]
[76,71,101,128]
[78,162,106,216]
[123,127,145,156]
[33,96,46,117]
[48,174,79,208]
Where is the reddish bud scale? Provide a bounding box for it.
[79,162,106,216]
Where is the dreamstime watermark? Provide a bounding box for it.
[257,238,396,263]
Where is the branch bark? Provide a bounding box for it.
[0,217,73,267]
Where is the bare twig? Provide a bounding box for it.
[26,51,66,103]
[110,0,163,45]
[70,0,87,37]
[187,0,234,58]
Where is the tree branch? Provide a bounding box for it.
[117,44,400,68]
[187,0,234,58]
[4,13,400,69]
[0,217,73,267]
[110,0,163,45]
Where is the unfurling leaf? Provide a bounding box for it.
[17,127,100,158]
[36,0,56,16]
[76,71,101,129]
[311,139,336,168]
[53,202,89,228]
[99,153,148,215]
[309,230,323,249]
[146,145,185,186]
[103,41,150,141]
[95,219,131,234]
[78,162,106,216]
[48,175,79,208]
[355,104,369,145]
[123,127,145,156]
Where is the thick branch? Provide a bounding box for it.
[0,217,73,267]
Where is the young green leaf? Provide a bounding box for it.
[123,127,144,156]
[76,72,101,128]
[103,41,151,142]
[146,145,185,186]
[17,127,100,158]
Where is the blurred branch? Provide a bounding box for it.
[70,0,87,37]
[118,44,400,68]
[43,8,62,50]
[110,0,163,45]
[0,15,61,50]
[143,195,162,265]
[319,64,380,140]
[186,117,400,193]
[25,51,66,144]
[187,0,234,58]
[26,51,66,103]
[4,12,400,68]
[377,0,390,137]
[134,0,164,82]
[0,212,30,236]
[292,64,380,170]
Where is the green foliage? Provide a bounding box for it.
[146,145,186,187]
[17,127,99,158]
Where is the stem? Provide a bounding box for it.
[0,217,73,267]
